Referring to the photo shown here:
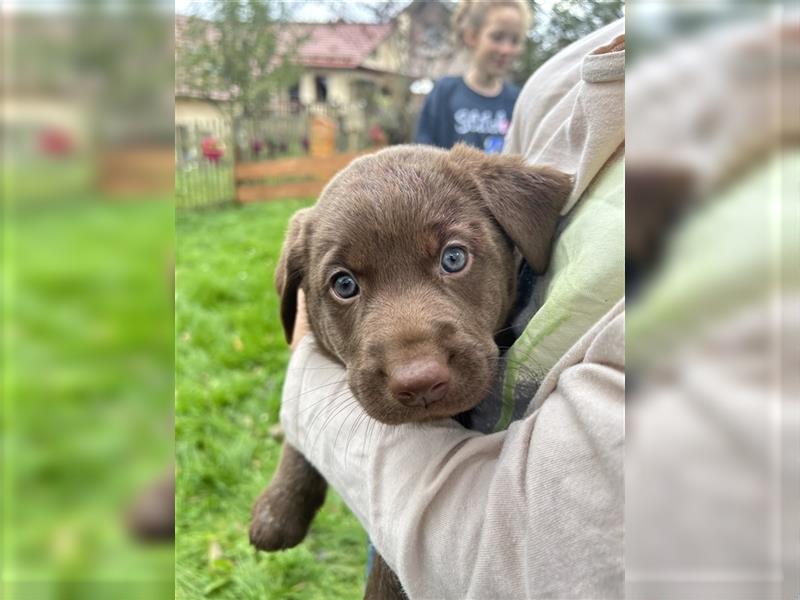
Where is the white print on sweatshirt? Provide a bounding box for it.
[453,109,510,136]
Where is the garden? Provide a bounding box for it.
[175,199,368,599]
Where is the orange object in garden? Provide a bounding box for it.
[309,115,336,158]
[202,136,224,163]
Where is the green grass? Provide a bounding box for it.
[176,200,368,600]
[3,196,175,598]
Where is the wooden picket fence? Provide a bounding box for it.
[176,119,235,209]
[175,105,388,208]
[234,151,371,203]
[100,146,175,197]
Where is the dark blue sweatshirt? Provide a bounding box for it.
[414,76,520,153]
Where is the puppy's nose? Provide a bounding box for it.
[388,359,450,408]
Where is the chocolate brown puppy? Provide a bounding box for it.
[250,143,571,599]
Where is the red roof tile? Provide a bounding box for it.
[177,15,394,70]
[285,22,393,69]
[175,16,395,100]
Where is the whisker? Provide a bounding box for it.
[360,416,373,461]
[345,409,373,466]
[366,418,384,458]
[296,386,352,415]
[287,377,349,401]
[310,396,359,455]
[285,365,348,371]
[333,401,362,452]
[293,384,352,417]
[303,389,353,446]
[492,323,520,337]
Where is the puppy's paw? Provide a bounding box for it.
[249,489,311,551]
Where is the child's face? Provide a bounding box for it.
[467,6,525,79]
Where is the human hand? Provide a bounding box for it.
[290,289,311,351]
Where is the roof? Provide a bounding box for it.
[283,22,394,69]
[175,16,397,100]
[176,15,393,71]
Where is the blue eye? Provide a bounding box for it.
[331,272,359,299]
[441,246,468,274]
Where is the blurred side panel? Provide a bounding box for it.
[626,2,799,599]
[2,1,175,597]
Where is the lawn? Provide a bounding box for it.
[3,194,175,599]
[175,200,368,599]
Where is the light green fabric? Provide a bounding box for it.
[626,149,799,368]
[496,155,625,431]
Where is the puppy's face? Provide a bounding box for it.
[276,144,570,424]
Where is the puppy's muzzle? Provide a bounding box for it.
[388,357,450,408]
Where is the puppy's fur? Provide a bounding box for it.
[250,144,571,599]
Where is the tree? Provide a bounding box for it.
[178,0,303,121]
[290,0,404,24]
[512,0,624,86]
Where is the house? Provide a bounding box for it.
[175,1,459,150]
[278,20,402,150]
[286,21,396,106]
[397,0,467,82]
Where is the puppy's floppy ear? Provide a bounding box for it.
[450,143,572,273]
[275,208,312,345]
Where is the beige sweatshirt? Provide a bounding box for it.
[281,300,623,600]
[504,19,624,213]
[279,19,626,600]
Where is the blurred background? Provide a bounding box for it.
[624,2,798,600]
[3,0,798,599]
[173,0,622,209]
[2,0,175,598]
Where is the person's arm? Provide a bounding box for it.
[503,88,523,156]
[280,300,624,599]
[288,289,310,352]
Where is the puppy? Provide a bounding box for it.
[250,143,571,599]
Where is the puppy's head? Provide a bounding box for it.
[275,144,571,424]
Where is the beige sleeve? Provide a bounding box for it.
[503,103,524,156]
[501,18,625,214]
[280,300,624,599]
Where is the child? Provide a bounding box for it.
[415,0,530,153]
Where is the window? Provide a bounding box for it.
[315,76,328,102]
